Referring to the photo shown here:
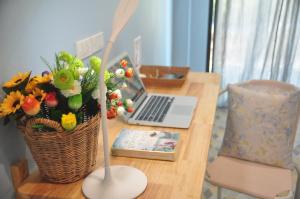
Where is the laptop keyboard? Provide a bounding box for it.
[136,96,175,123]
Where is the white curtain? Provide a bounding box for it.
[213,0,300,106]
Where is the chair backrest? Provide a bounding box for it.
[219,80,300,169]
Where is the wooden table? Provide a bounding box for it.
[15,72,220,199]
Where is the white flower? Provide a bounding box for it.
[117,106,125,115]
[61,80,82,97]
[126,99,133,107]
[78,67,89,75]
[115,68,125,78]
[92,88,100,100]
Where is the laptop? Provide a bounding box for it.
[107,52,198,128]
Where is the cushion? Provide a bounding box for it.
[219,80,300,169]
[206,156,295,199]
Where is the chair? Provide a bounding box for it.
[205,80,300,199]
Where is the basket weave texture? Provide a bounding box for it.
[21,114,100,183]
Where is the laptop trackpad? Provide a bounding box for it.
[170,105,194,116]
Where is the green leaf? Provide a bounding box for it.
[40,56,54,73]
[49,109,63,123]
[81,69,98,94]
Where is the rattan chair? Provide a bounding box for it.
[205,80,300,199]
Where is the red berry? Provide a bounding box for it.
[117,101,123,106]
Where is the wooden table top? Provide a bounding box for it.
[17,72,220,199]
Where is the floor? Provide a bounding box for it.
[202,108,300,199]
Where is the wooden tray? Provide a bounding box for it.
[140,65,189,87]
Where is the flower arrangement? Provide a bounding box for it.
[0,51,134,131]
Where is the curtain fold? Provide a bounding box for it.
[213,0,300,106]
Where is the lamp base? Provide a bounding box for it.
[82,165,147,199]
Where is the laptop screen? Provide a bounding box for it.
[108,54,145,103]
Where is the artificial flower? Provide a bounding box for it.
[25,73,52,93]
[69,67,80,80]
[125,99,133,107]
[117,106,125,116]
[25,78,37,93]
[45,92,58,108]
[61,112,77,131]
[34,74,53,85]
[107,107,117,119]
[1,91,24,115]
[127,107,134,113]
[3,72,31,90]
[60,80,81,97]
[78,67,89,75]
[32,88,46,102]
[104,70,113,83]
[117,101,123,106]
[21,95,40,116]
[68,94,82,110]
[120,59,128,68]
[109,93,118,100]
[110,89,122,99]
[70,58,84,68]
[91,87,101,100]
[53,69,74,90]
[115,68,125,78]
[125,68,134,78]
[90,56,102,74]
[58,51,74,64]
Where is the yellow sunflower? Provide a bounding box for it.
[32,88,46,102]
[1,91,24,115]
[25,77,38,93]
[34,73,53,84]
[3,72,31,89]
[25,74,52,93]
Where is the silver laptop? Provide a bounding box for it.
[107,53,197,129]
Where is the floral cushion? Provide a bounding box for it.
[219,80,300,169]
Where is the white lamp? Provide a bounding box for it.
[82,0,147,198]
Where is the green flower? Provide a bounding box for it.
[70,68,80,80]
[68,94,82,110]
[70,58,84,68]
[104,70,113,83]
[58,51,74,63]
[90,56,102,74]
[53,69,74,90]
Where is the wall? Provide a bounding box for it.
[0,0,172,198]
[172,0,211,71]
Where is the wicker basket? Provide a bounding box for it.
[20,114,100,183]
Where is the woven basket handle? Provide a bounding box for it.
[26,118,64,133]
